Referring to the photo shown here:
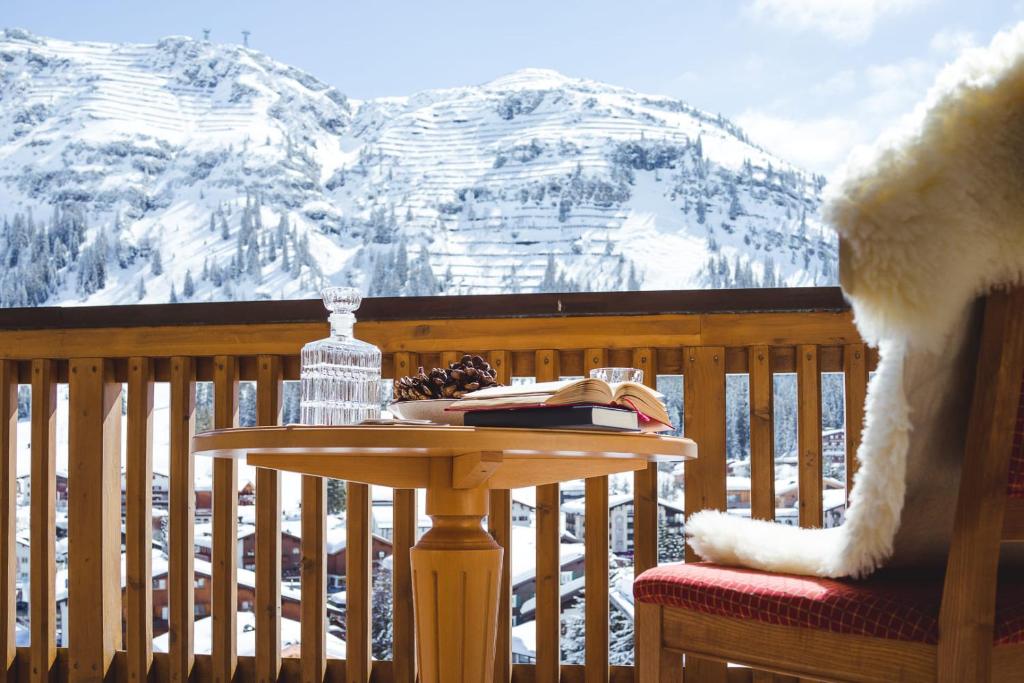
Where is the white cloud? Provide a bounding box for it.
[814,69,858,96]
[929,28,976,54]
[862,57,934,115]
[736,111,865,173]
[744,0,932,43]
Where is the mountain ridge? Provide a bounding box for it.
[0,29,836,307]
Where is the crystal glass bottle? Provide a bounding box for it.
[300,287,382,425]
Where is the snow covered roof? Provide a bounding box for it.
[562,492,633,515]
[511,488,536,509]
[54,549,168,602]
[822,488,848,510]
[511,619,536,660]
[726,476,751,491]
[774,476,845,496]
[510,526,584,587]
[153,612,345,658]
[194,522,256,549]
[561,493,684,515]
[520,573,586,615]
[370,495,431,531]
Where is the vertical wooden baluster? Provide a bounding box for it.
[631,348,659,574]
[631,348,662,680]
[535,482,561,683]
[489,350,512,386]
[346,482,372,683]
[392,488,417,683]
[0,361,16,683]
[68,359,122,681]
[584,477,609,683]
[843,343,868,499]
[797,345,823,528]
[534,349,561,683]
[583,348,609,683]
[486,349,513,683]
[392,351,418,683]
[169,357,196,683]
[440,350,461,368]
[486,487,511,683]
[30,359,56,683]
[126,358,155,683]
[301,475,326,683]
[749,346,775,521]
[212,356,239,683]
[256,355,283,683]
[393,352,414,384]
[683,347,727,683]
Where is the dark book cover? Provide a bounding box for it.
[462,404,640,431]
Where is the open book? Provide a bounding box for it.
[449,379,673,432]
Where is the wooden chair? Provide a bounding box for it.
[635,287,1024,682]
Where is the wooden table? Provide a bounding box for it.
[193,424,695,683]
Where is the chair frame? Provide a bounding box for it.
[637,287,1024,682]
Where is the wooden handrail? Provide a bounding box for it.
[0,287,849,330]
[0,288,874,683]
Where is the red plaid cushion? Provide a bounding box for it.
[634,563,1024,645]
[1009,372,1024,498]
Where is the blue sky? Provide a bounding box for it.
[4,0,1022,174]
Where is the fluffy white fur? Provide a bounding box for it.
[686,23,1024,578]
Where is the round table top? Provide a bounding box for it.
[192,423,696,461]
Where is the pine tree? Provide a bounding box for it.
[136,277,146,301]
[658,524,686,563]
[151,246,163,275]
[169,283,178,304]
[220,215,230,241]
[539,254,558,292]
[183,269,195,298]
[266,231,277,262]
[627,264,641,290]
[729,192,743,221]
[371,564,394,659]
[276,214,289,243]
[406,249,438,296]
[246,239,261,282]
[281,239,290,274]
[327,479,346,514]
[209,213,216,233]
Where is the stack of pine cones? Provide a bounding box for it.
[394,354,500,400]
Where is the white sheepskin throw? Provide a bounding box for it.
[686,24,1024,578]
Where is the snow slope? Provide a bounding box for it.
[0,29,836,306]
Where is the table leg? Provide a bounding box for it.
[411,459,503,683]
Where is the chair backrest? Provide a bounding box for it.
[937,287,1024,679]
[1004,372,1024,541]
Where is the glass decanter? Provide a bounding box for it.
[300,287,382,425]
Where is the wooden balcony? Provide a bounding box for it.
[0,287,873,683]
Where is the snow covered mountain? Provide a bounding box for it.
[0,28,836,306]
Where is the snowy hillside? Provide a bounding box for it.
[0,29,836,306]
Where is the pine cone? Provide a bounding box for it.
[393,355,502,401]
[444,354,499,398]
[394,366,448,401]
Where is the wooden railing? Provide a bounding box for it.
[0,287,874,683]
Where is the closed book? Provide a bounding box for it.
[450,378,673,432]
[462,404,640,432]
